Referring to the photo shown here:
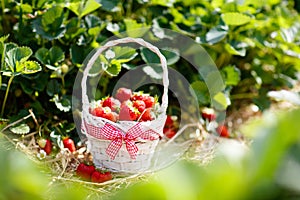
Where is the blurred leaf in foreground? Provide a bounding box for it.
[111,109,300,200]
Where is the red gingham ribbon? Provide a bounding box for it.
[83,121,159,160]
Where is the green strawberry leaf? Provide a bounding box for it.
[108,46,138,63]
[106,59,122,76]
[140,47,180,65]
[221,65,241,86]
[46,79,61,96]
[143,65,163,79]
[35,48,48,65]
[206,26,228,44]
[5,47,32,70]
[0,35,9,43]
[191,81,210,105]
[9,124,30,135]
[66,0,101,18]
[32,7,66,40]
[212,92,230,110]
[52,95,71,112]
[41,6,64,30]
[221,12,252,26]
[18,61,42,74]
[35,46,64,66]
[124,19,150,37]
[97,0,120,12]
[49,46,64,65]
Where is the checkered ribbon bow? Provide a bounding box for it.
[100,123,158,160]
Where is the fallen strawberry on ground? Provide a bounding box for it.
[91,171,112,183]
[76,163,96,181]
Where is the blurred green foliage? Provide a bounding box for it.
[1,108,300,199]
[111,109,300,200]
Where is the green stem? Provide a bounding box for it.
[230,93,258,100]
[1,75,14,117]
[1,0,5,16]
[1,43,6,70]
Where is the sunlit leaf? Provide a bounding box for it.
[66,0,101,18]
[106,59,122,76]
[221,12,252,26]
[19,61,42,74]
[5,47,32,70]
[41,6,64,30]
[124,19,150,37]
[110,46,138,63]
[221,65,241,86]
[212,92,230,110]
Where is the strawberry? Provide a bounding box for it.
[143,96,155,108]
[43,139,52,155]
[91,171,112,183]
[102,111,118,122]
[216,125,230,138]
[133,100,146,112]
[102,97,120,112]
[131,93,144,101]
[115,88,132,102]
[163,127,176,139]
[141,108,153,121]
[201,108,216,121]
[76,163,96,181]
[91,107,104,117]
[119,103,139,121]
[63,137,76,152]
[164,115,174,128]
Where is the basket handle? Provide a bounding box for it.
[81,37,169,114]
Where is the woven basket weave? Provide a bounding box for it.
[81,37,169,173]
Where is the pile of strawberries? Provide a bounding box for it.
[76,163,112,183]
[89,88,157,122]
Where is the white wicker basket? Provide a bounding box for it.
[81,37,169,173]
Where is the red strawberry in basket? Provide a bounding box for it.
[76,163,96,181]
[115,88,132,102]
[143,96,155,108]
[90,107,104,117]
[102,107,118,122]
[131,92,144,101]
[119,101,139,121]
[140,108,153,121]
[102,97,120,112]
[91,171,112,183]
[133,100,146,112]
